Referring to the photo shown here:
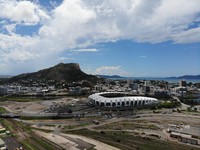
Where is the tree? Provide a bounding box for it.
[68,109,73,114]
[187,107,191,112]
[194,107,198,112]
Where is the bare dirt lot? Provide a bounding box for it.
[1,97,200,150]
[0,97,85,114]
[34,130,119,150]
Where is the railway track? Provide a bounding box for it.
[7,119,47,150]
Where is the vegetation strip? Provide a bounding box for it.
[65,129,200,150]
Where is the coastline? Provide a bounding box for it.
[107,77,200,83]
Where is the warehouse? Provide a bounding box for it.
[168,124,200,145]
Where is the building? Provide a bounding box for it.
[142,86,150,93]
[68,86,82,95]
[0,138,6,150]
[88,92,159,110]
[175,86,187,97]
[129,83,138,90]
[0,86,7,94]
[180,135,199,145]
[0,125,6,135]
[154,89,170,98]
[179,80,186,87]
[94,85,103,92]
[167,124,200,145]
[145,81,151,86]
[170,132,199,145]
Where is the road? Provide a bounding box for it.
[173,96,190,109]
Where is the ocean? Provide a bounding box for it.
[108,77,200,83]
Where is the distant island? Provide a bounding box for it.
[0,75,12,78]
[97,74,200,80]
[97,75,123,79]
[165,75,200,79]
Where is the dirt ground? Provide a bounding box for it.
[34,130,79,150]
[2,101,48,114]
[34,130,119,150]
[1,97,200,149]
[62,133,120,150]
[4,112,199,150]
[0,97,81,114]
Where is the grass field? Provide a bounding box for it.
[94,120,160,130]
[63,122,91,129]
[21,139,39,150]
[0,119,62,150]
[0,96,42,102]
[0,107,8,113]
[65,129,200,150]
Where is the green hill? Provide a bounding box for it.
[7,63,99,83]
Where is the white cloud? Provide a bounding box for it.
[3,24,16,35]
[172,27,200,43]
[70,48,98,52]
[0,33,39,62]
[38,0,200,47]
[3,50,38,63]
[0,64,5,69]
[140,55,147,58]
[95,66,129,76]
[58,57,75,62]
[37,0,97,51]
[0,0,49,25]
[0,0,200,74]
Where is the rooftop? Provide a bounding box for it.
[169,125,200,137]
[0,138,5,145]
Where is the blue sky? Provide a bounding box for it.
[0,0,200,77]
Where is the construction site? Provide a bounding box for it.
[0,95,199,150]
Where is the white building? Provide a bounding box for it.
[88,92,159,110]
[0,138,6,150]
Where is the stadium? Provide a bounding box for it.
[88,92,159,110]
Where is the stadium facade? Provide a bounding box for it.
[88,92,159,110]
